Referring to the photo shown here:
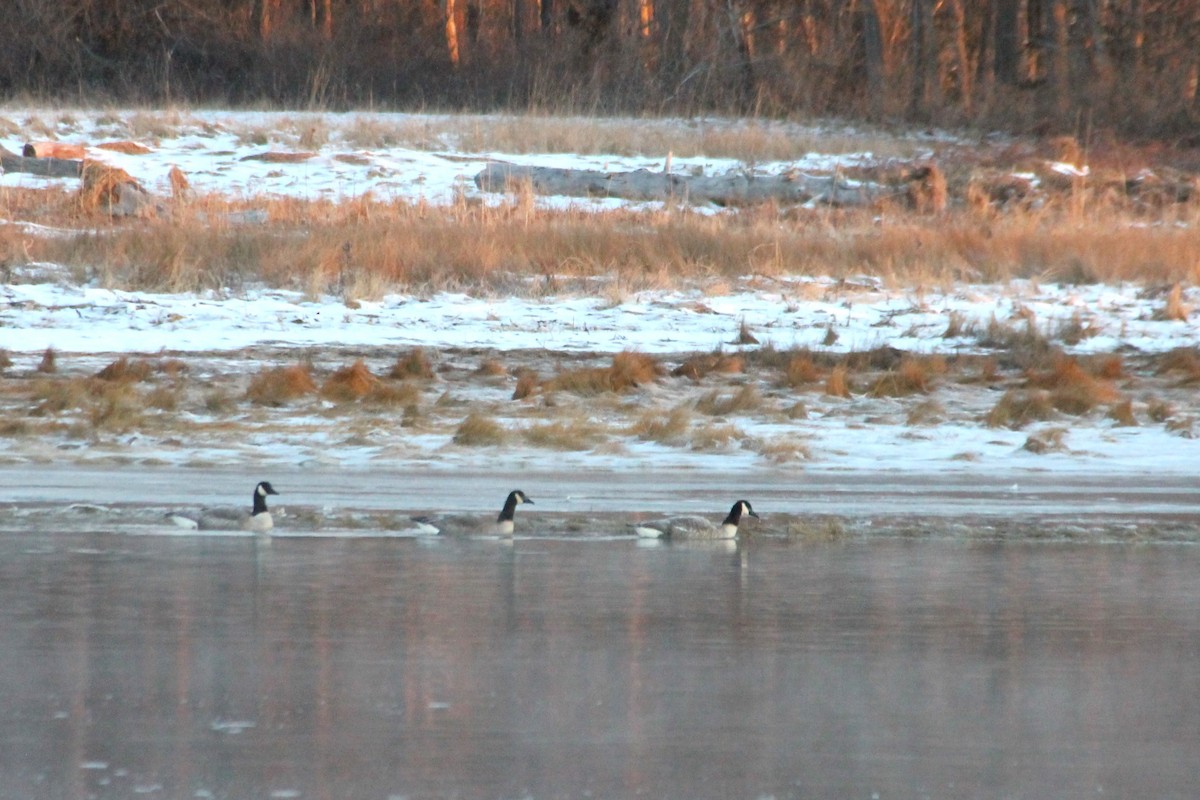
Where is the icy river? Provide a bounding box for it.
[3,467,1199,799]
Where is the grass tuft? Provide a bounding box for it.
[246,364,317,406]
[695,384,763,416]
[547,351,661,395]
[522,418,606,450]
[453,412,507,446]
[630,406,692,445]
[320,359,379,401]
[1108,399,1137,426]
[673,353,745,381]
[95,357,152,383]
[389,348,435,380]
[1154,283,1190,322]
[869,356,943,397]
[1026,356,1119,414]
[825,364,852,398]
[37,347,57,374]
[985,389,1056,429]
[512,370,540,400]
[782,353,822,387]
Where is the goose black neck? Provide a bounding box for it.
[723,502,744,526]
[252,489,270,516]
[498,493,519,523]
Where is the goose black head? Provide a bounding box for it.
[498,490,534,522]
[724,500,758,526]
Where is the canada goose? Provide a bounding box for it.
[412,489,533,536]
[169,481,280,533]
[631,499,759,540]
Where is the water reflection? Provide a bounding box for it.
[3,534,1199,799]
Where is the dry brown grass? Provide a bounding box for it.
[320,359,379,401]
[0,350,12,371]
[868,356,945,397]
[695,384,762,416]
[522,418,606,450]
[246,364,317,406]
[547,352,661,395]
[37,348,57,374]
[95,357,153,383]
[630,406,692,445]
[825,365,852,398]
[1154,348,1200,383]
[12,175,1200,298]
[985,389,1056,429]
[453,412,507,446]
[690,422,744,450]
[1025,356,1120,414]
[673,353,745,381]
[389,349,435,380]
[1108,399,1138,426]
[782,353,822,387]
[512,370,540,400]
[1023,427,1070,454]
[362,382,421,407]
[1154,283,1190,322]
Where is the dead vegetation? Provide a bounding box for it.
[545,351,662,396]
[1,337,1196,469]
[247,364,317,406]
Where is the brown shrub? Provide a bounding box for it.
[453,413,507,446]
[389,348,434,380]
[321,359,379,401]
[0,350,11,370]
[246,364,317,405]
[733,320,759,345]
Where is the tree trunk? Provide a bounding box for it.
[861,0,885,117]
[909,0,936,117]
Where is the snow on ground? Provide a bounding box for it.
[1,110,1198,483]
[1,109,885,211]
[0,274,1195,358]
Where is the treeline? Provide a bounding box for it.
[3,1,1198,137]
